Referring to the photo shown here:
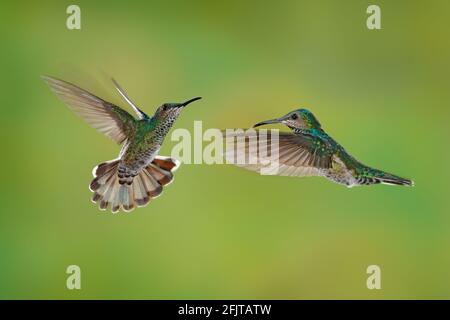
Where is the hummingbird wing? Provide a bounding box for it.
[42,75,136,144]
[223,130,332,176]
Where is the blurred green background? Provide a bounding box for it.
[0,0,449,299]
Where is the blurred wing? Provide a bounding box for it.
[223,130,332,176]
[42,75,136,144]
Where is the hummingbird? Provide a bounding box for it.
[224,108,413,187]
[42,75,201,213]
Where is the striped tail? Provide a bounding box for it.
[357,167,414,187]
[89,156,180,213]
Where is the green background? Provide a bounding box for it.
[0,0,449,299]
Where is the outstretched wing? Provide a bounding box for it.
[223,130,333,176]
[42,75,136,144]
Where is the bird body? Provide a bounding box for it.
[225,108,413,187]
[119,117,164,174]
[42,75,201,212]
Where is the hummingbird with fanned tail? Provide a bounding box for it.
[224,108,413,187]
[42,75,201,213]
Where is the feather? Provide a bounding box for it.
[42,75,136,144]
[90,157,180,212]
[223,130,331,177]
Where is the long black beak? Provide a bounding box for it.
[253,117,283,128]
[181,97,202,107]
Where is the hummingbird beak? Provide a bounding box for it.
[181,97,202,107]
[253,117,283,128]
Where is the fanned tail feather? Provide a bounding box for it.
[89,156,180,213]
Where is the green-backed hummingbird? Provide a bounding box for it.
[42,75,201,213]
[225,108,413,187]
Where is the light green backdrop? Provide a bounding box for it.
[0,0,449,299]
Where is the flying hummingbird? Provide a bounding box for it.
[42,75,201,213]
[224,108,413,187]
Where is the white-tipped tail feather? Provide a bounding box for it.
[89,156,180,213]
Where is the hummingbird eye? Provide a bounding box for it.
[291,113,298,120]
[162,104,169,111]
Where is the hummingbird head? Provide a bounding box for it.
[154,97,202,123]
[253,108,322,130]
